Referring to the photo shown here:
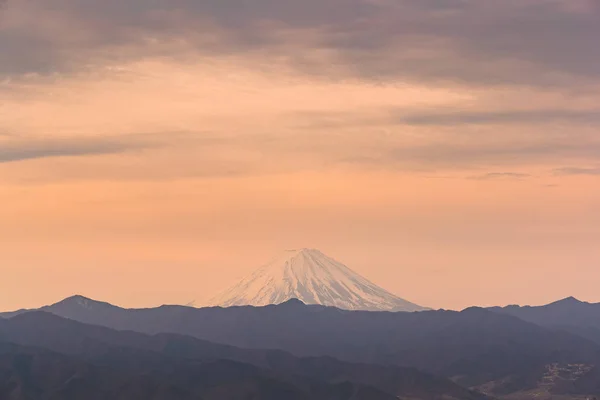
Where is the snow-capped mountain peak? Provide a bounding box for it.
[208,248,427,312]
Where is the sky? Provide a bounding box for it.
[1,0,600,311]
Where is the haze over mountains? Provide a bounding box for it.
[3,294,600,399]
[208,248,426,312]
[490,297,600,345]
[0,310,488,400]
[2,250,600,399]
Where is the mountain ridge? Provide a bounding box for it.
[489,296,600,344]
[0,311,490,400]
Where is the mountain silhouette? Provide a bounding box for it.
[4,296,600,396]
[0,312,489,400]
[489,296,600,344]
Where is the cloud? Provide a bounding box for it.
[1,125,599,182]
[384,140,600,170]
[554,167,600,176]
[468,172,531,180]
[1,0,599,182]
[292,108,600,129]
[1,0,599,87]
[0,136,150,164]
[169,131,600,174]
[397,109,600,126]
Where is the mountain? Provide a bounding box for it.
[0,312,490,400]
[0,342,203,400]
[208,248,426,311]
[0,341,403,400]
[4,296,600,397]
[489,297,600,344]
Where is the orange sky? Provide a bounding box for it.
[1,0,599,311]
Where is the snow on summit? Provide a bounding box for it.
[208,248,427,312]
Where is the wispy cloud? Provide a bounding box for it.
[387,141,600,170]
[468,172,531,180]
[0,136,150,164]
[554,167,600,176]
[397,110,600,126]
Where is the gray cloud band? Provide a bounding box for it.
[554,167,600,176]
[1,0,599,86]
[0,137,148,164]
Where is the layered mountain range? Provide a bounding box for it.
[0,309,493,400]
[3,295,600,399]
[3,249,600,399]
